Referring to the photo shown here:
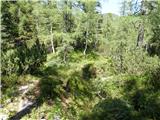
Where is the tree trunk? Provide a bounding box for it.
[83,39,88,56]
[18,7,21,34]
[120,54,123,72]
[83,28,88,56]
[36,19,39,37]
[136,23,144,47]
[121,0,126,15]
[94,19,99,49]
[50,23,55,53]
[63,47,67,63]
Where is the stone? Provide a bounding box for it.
[19,85,29,91]
[19,97,33,111]
[0,113,8,120]
[6,99,11,104]
[53,115,61,120]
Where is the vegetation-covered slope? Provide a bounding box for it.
[1,0,160,120]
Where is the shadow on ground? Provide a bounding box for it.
[82,98,135,120]
[81,67,160,120]
[9,65,61,120]
[9,63,95,119]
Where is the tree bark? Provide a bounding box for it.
[83,39,88,56]
[83,27,88,56]
[63,47,67,63]
[136,23,144,47]
[94,19,99,49]
[50,23,55,53]
[36,19,39,37]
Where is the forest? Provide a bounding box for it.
[1,0,160,120]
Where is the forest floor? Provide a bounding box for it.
[1,76,40,119]
[1,53,106,119]
[2,52,159,120]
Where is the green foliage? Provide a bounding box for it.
[39,76,63,100]
[1,74,18,100]
[1,1,47,76]
[68,71,93,99]
[148,1,160,56]
[1,1,19,51]
[82,63,97,80]
[146,66,160,90]
[1,74,18,92]
[110,43,160,75]
[83,98,134,120]
[1,0,160,120]
[1,50,19,75]
[16,39,47,74]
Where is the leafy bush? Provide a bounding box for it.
[82,63,97,80]
[82,98,134,120]
[132,89,160,120]
[16,39,47,74]
[1,74,18,99]
[1,50,19,75]
[67,71,93,99]
[1,74,18,89]
[39,76,63,100]
[110,46,160,75]
[146,66,160,90]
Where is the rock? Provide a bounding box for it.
[23,101,33,109]
[19,97,33,111]
[6,99,11,104]
[0,113,8,120]
[53,115,61,120]
[19,85,29,91]
[10,100,37,120]
[9,108,16,113]
[19,85,29,95]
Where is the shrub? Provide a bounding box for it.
[39,76,63,100]
[147,66,160,90]
[82,63,97,80]
[1,74,18,88]
[82,98,134,120]
[132,89,160,120]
